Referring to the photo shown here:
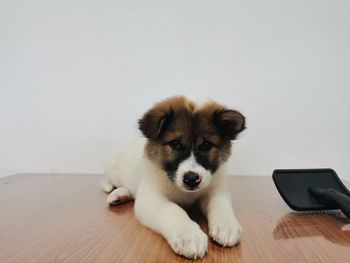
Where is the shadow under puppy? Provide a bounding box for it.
[103,96,246,259]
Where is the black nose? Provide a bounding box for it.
[183,172,201,188]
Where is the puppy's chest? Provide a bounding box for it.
[166,190,205,206]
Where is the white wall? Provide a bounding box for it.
[1,0,350,179]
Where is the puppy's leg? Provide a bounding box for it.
[135,187,208,259]
[103,160,123,193]
[201,181,241,247]
[107,187,132,205]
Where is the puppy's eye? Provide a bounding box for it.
[200,140,214,151]
[169,140,183,150]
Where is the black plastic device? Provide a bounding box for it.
[272,169,350,219]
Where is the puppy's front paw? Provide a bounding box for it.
[209,218,241,247]
[166,223,208,259]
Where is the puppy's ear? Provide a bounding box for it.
[213,109,246,140]
[138,108,174,139]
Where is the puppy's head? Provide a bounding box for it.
[139,96,245,192]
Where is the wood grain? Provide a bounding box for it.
[1,174,350,263]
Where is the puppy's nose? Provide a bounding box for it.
[183,172,201,188]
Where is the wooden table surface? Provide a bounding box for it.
[1,174,350,263]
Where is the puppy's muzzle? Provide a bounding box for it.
[183,172,201,189]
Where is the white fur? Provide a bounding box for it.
[101,179,115,193]
[104,137,241,259]
[107,187,131,205]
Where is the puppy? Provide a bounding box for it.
[103,96,246,259]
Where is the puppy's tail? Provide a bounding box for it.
[100,177,116,193]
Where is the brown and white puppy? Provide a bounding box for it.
[103,96,245,259]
